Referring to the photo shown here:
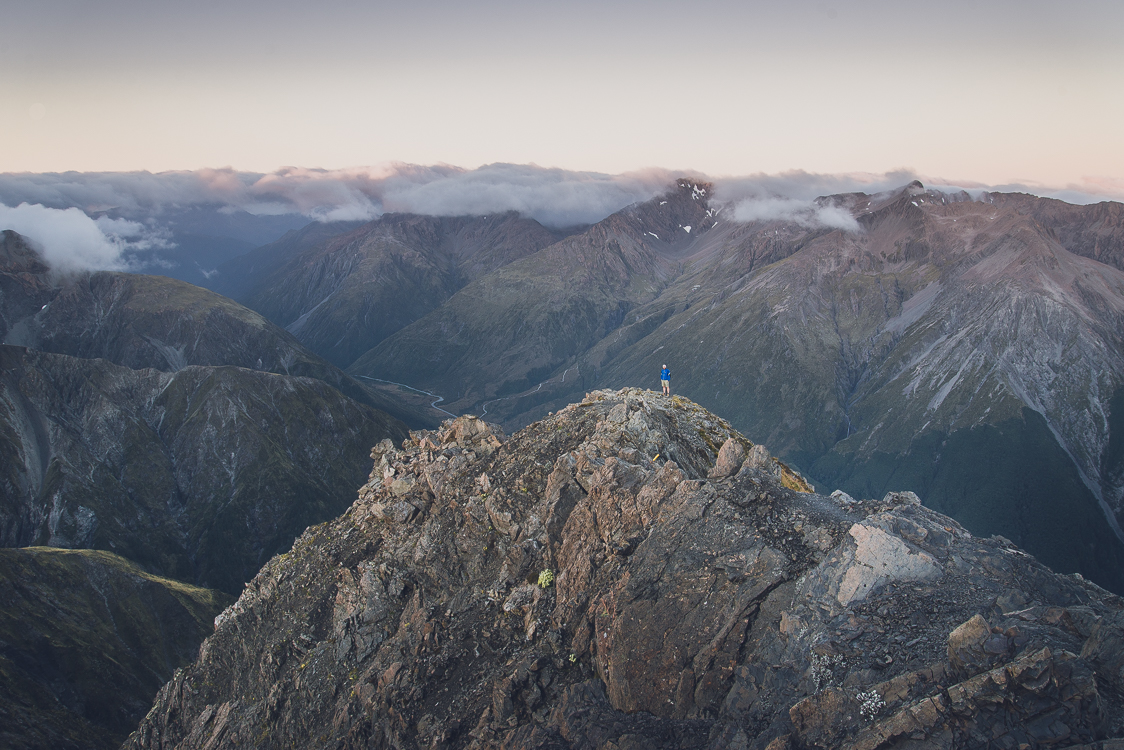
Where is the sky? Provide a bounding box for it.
[3,0,1123,196]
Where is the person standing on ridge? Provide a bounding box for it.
[660,364,671,395]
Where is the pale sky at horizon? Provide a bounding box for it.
[3,0,1122,195]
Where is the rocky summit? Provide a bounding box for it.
[127,390,1124,749]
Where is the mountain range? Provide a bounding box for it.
[225,212,574,369]
[0,229,408,595]
[191,181,1124,594]
[3,176,1124,748]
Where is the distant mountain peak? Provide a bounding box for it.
[675,177,713,201]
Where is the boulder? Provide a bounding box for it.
[708,438,746,479]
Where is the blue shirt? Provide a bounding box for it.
[661,368,670,381]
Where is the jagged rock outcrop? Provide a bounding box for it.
[125,390,1123,749]
[0,547,230,750]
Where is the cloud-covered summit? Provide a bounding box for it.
[0,203,171,273]
[2,164,1120,273]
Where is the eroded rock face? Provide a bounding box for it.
[0,345,406,594]
[126,390,1124,750]
[832,520,943,607]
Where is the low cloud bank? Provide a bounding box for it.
[714,169,1124,207]
[714,169,919,206]
[376,165,681,227]
[0,164,679,272]
[0,164,678,228]
[715,170,919,232]
[1,164,1120,272]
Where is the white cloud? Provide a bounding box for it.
[377,164,676,227]
[94,215,174,251]
[730,196,861,232]
[731,197,810,223]
[713,169,921,205]
[0,203,127,272]
[813,204,862,232]
[0,202,168,272]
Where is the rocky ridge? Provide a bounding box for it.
[240,212,573,369]
[0,345,406,594]
[127,390,1124,749]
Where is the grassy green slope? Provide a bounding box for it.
[0,547,231,750]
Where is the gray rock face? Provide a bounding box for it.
[708,438,747,479]
[125,390,1124,749]
[0,345,406,594]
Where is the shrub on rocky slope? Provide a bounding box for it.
[127,390,1124,749]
